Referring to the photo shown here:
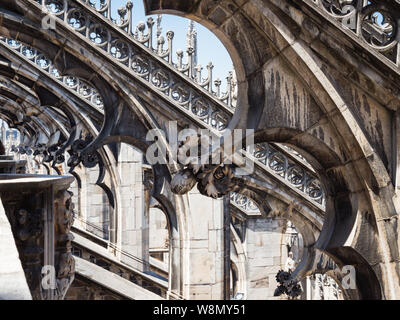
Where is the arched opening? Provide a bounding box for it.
[149,207,170,280]
[70,163,112,240]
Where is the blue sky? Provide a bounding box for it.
[110,0,233,88]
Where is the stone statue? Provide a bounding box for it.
[284,251,296,272]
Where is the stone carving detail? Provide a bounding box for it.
[274,270,302,298]
[2,187,76,300]
[54,190,75,299]
[171,164,241,199]
[170,132,243,198]
[25,0,236,125]
[67,134,99,169]
[12,145,33,155]
[44,0,66,14]
[9,126,67,169]
[0,38,104,110]
[79,0,237,107]
[196,165,242,198]
[254,143,325,206]
[308,0,399,63]
[170,135,325,207]
[43,143,62,164]
[15,206,44,299]
[230,192,259,213]
[3,2,326,208]
[321,0,356,17]
[312,273,342,300]
[361,5,397,50]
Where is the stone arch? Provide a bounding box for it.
[250,130,383,299]
[141,0,399,298]
[230,223,247,299]
[148,206,171,276]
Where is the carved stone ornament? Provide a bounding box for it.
[171,164,242,198]
[15,206,44,299]
[54,190,75,299]
[171,133,243,198]
[67,134,99,169]
[274,270,302,298]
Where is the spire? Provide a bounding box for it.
[156,14,162,38]
[186,20,198,67]
[1,120,5,144]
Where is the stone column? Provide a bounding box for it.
[85,166,111,239]
[53,188,75,299]
[117,144,149,272]
[223,194,231,299]
[184,189,225,299]
[142,168,152,273]
[245,217,287,299]
[306,276,312,300]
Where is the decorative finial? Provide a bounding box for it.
[147,17,154,29]
[118,6,127,19]
[137,21,146,31]
[157,14,162,38]
[166,30,174,40]
[186,20,198,67]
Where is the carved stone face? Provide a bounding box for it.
[171,169,197,195]
[18,209,27,225]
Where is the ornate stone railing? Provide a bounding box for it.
[28,0,234,131]
[85,0,237,107]
[5,0,326,209]
[231,142,326,215]
[35,0,237,105]
[1,34,230,132]
[12,0,398,210]
[303,0,400,72]
[253,143,324,206]
[230,192,260,215]
[1,38,326,209]
[0,37,104,111]
[279,144,310,168]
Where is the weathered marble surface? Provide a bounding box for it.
[0,198,32,300]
